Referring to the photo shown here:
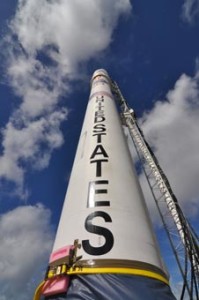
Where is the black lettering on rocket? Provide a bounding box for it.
[87,180,110,208]
[90,144,108,160]
[90,159,108,177]
[82,211,114,255]
[83,93,113,256]
[93,133,106,143]
[93,124,106,132]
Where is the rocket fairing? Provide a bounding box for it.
[40,69,176,299]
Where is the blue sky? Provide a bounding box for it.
[0,1,199,299]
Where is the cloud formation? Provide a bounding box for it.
[138,71,199,222]
[182,0,199,23]
[0,204,54,300]
[0,0,132,197]
[0,109,67,197]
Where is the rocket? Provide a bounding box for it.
[34,69,176,299]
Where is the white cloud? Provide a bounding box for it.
[0,204,54,300]
[0,108,67,198]
[0,0,132,196]
[182,0,199,23]
[137,71,199,222]
[10,0,131,65]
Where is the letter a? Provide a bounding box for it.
[90,145,109,159]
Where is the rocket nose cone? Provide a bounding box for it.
[91,69,110,82]
[93,69,109,76]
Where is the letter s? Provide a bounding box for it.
[82,211,114,255]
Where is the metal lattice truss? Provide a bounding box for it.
[112,81,199,299]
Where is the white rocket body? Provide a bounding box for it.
[52,69,167,279]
